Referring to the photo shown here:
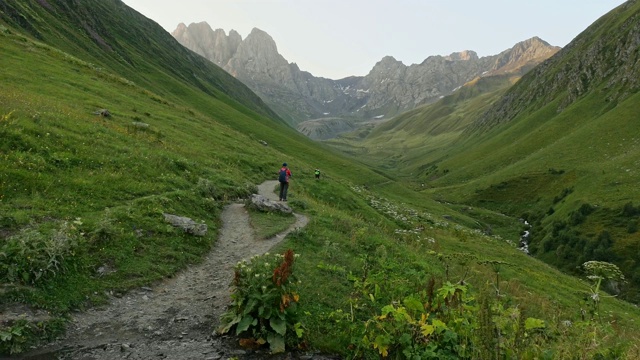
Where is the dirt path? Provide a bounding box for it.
[20,180,312,360]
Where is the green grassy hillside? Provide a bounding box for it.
[1,0,640,358]
[328,74,516,173]
[329,1,640,304]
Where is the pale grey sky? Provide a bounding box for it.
[123,0,626,79]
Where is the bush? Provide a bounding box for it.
[218,250,303,353]
[0,221,79,285]
[359,282,547,359]
[621,202,639,217]
[0,317,66,355]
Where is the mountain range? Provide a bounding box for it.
[2,0,640,357]
[329,0,640,302]
[172,23,559,139]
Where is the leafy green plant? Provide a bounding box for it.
[0,221,79,284]
[478,259,513,297]
[361,281,475,359]
[582,261,625,320]
[0,320,29,355]
[0,317,66,355]
[218,249,303,353]
[360,281,549,359]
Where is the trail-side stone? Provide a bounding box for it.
[93,108,111,117]
[163,213,208,236]
[248,194,292,214]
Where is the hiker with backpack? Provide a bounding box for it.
[278,163,292,201]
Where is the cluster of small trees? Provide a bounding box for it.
[528,201,640,301]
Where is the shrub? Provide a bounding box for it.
[359,282,547,359]
[0,317,66,355]
[195,177,218,198]
[621,202,639,217]
[0,320,30,355]
[553,187,573,204]
[0,221,79,285]
[218,249,303,353]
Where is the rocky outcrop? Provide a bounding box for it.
[486,37,560,75]
[173,23,559,133]
[248,194,292,214]
[163,213,208,236]
[172,22,242,68]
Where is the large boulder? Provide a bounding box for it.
[248,194,292,214]
[163,213,208,236]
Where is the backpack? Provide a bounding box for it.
[279,168,288,182]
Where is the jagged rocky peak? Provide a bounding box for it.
[488,36,560,74]
[171,21,214,43]
[240,28,280,57]
[371,56,404,70]
[379,55,401,64]
[173,22,187,34]
[445,50,479,61]
[172,22,242,67]
[228,27,288,72]
[509,36,559,58]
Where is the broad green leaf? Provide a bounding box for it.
[216,314,241,334]
[235,314,254,335]
[525,317,545,330]
[245,298,258,312]
[1,331,12,341]
[403,296,424,313]
[262,306,273,320]
[381,304,395,316]
[432,319,448,331]
[398,333,412,346]
[421,323,435,337]
[373,335,390,357]
[268,332,285,354]
[270,316,287,336]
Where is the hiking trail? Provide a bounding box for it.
[20,180,318,360]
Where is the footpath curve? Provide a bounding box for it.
[22,180,309,360]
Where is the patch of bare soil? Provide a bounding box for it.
[16,181,334,360]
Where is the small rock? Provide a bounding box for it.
[163,213,208,236]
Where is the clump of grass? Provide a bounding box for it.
[0,221,80,285]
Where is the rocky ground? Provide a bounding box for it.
[15,181,335,360]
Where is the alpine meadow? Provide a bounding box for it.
[1,0,640,359]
